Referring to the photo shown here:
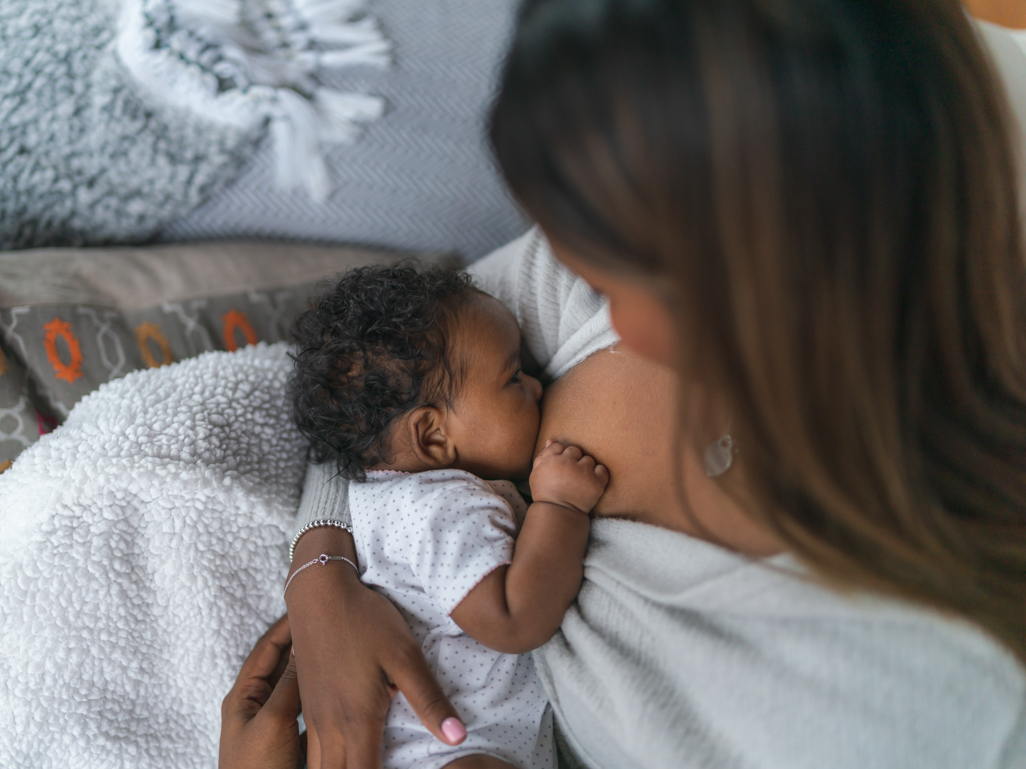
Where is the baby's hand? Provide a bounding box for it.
[529,440,609,515]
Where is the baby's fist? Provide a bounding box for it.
[529,440,609,515]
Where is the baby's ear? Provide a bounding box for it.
[406,407,457,469]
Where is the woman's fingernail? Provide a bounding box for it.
[441,717,466,744]
[545,439,552,447]
[291,646,295,657]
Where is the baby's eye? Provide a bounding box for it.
[509,369,522,384]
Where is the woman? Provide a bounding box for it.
[259,0,1026,767]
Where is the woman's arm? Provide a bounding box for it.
[286,493,466,769]
[291,462,351,545]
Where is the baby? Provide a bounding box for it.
[286,265,608,769]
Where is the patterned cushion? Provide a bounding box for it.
[0,242,447,468]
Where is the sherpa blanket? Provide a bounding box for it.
[0,343,304,767]
[0,0,389,250]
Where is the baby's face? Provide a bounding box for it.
[446,293,543,481]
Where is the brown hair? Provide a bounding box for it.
[491,0,1026,662]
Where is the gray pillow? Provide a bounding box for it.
[161,0,530,262]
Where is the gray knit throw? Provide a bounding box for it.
[0,0,388,251]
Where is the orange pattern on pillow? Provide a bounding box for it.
[222,309,258,352]
[43,318,84,384]
[135,322,174,368]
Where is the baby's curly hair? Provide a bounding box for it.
[287,264,478,481]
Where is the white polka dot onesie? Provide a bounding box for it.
[349,468,556,769]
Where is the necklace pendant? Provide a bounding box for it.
[704,434,735,478]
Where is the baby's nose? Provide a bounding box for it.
[528,374,543,402]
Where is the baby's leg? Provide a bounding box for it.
[444,755,519,769]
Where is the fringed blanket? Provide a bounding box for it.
[0,0,389,249]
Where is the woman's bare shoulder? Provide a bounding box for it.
[538,346,784,555]
[537,347,680,522]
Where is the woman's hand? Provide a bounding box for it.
[219,615,305,769]
[287,526,466,769]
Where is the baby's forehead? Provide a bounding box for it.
[451,292,521,353]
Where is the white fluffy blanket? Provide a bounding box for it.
[0,343,305,768]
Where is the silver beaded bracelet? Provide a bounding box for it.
[290,519,354,561]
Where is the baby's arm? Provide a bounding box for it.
[450,441,608,654]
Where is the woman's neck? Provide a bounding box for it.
[651,442,782,557]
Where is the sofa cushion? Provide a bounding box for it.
[0,242,448,467]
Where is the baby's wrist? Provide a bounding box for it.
[531,498,593,517]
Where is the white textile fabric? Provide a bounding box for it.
[468,228,620,381]
[537,521,1026,769]
[0,343,305,768]
[118,0,391,201]
[350,469,555,769]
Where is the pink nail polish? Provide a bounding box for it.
[441,717,466,744]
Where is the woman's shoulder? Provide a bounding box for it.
[468,227,619,378]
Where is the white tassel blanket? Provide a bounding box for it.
[118,0,391,201]
[0,343,303,768]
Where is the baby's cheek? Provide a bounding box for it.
[515,402,540,446]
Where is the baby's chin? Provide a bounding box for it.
[499,454,535,483]
[515,440,542,481]
[509,460,533,483]
[473,436,537,482]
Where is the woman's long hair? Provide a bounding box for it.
[491,0,1026,663]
